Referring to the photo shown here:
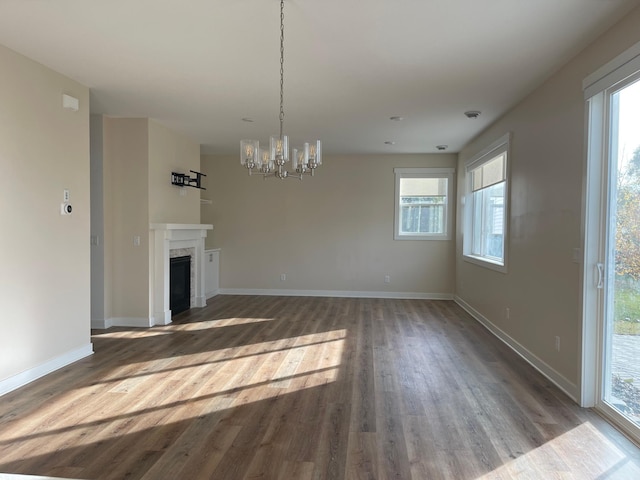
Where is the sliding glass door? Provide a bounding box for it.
[581,39,640,448]
[592,75,640,440]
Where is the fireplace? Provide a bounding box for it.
[170,255,191,315]
[150,223,213,325]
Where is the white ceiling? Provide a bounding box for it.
[0,0,637,155]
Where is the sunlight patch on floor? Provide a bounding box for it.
[83,329,349,391]
[0,329,347,462]
[91,329,175,339]
[477,422,640,479]
[180,317,278,330]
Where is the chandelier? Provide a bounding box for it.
[240,0,322,179]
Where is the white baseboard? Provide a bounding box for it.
[0,343,94,397]
[109,317,154,328]
[454,295,578,402]
[152,310,171,326]
[206,289,220,300]
[219,288,453,300]
[91,317,108,329]
[94,316,182,329]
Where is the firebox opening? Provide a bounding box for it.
[170,255,191,316]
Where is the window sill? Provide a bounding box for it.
[395,233,452,241]
[463,254,507,273]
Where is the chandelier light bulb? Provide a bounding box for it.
[240,139,259,166]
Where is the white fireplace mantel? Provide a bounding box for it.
[151,223,213,325]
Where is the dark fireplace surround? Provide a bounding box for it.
[170,255,191,315]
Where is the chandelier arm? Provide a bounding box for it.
[276,164,288,179]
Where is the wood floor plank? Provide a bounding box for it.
[277,460,315,480]
[139,405,239,480]
[349,308,376,434]
[1,296,640,479]
[345,431,379,480]
[312,401,351,480]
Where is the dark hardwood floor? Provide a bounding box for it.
[1,296,640,479]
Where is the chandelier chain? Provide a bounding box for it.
[239,0,321,180]
[279,0,285,140]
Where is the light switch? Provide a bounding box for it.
[133,236,141,247]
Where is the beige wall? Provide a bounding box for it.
[97,117,201,323]
[100,118,113,322]
[201,154,456,296]
[90,115,107,323]
[103,118,150,319]
[455,6,640,396]
[0,45,91,383]
[148,120,201,224]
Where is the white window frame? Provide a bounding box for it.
[394,167,455,241]
[462,133,511,273]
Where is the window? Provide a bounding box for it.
[394,168,454,240]
[463,134,510,271]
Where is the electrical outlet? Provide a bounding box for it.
[572,248,581,264]
[133,236,141,247]
[63,189,70,202]
[555,336,561,352]
[384,275,391,284]
[280,274,286,281]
